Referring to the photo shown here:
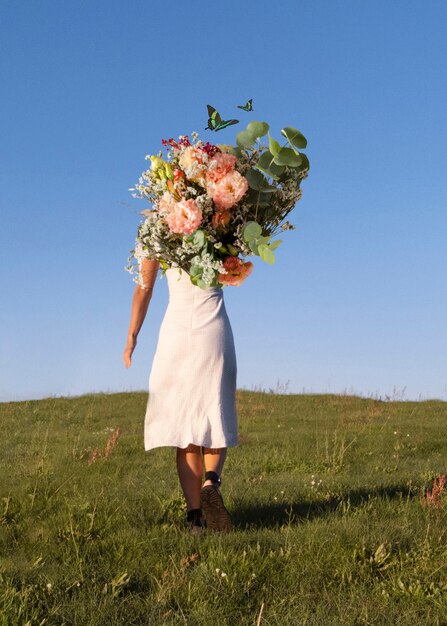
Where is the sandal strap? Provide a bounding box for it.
[204,471,221,486]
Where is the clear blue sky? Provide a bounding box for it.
[1,1,446,402]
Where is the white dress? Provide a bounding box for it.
[144,267,239,450]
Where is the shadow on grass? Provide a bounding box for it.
[232,483,418,529]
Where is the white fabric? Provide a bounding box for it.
[144,267,238,450]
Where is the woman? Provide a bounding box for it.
[123,257,238,535]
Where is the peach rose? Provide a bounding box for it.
[164,198,202,235]
[178,146,207,186]
[211,170,249,211]
[206,152,237,185]
[218,256,253,287]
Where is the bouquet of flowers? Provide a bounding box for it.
[126,102,310,288]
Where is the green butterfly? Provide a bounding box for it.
[237,98,253,112]
[205,105,239,131]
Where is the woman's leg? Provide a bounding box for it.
[202,447,227,486]
[176,444,203,510]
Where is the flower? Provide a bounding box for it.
[212,209,231,229]
[218,256,253,286]
[178,146,208,186]
[164,198,202,235]
[211,170,248,211]
[158,191,176,214]
[206,153,237,185]
[150,156,173,181]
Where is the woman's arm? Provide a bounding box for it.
[123,258,160,368]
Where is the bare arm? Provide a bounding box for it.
[123,258,160,368]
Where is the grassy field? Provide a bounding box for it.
[2,390,447,625]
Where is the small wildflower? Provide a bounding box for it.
[88,446,101,465]
[420,474,446,510]
[104,427,121,458]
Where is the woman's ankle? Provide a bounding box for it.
[202,471,221,488]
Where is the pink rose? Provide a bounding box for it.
[164,198,202,235]
[211,170,249,211]
[218,256,253,287]
[206,153,237,185]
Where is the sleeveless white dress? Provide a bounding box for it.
[144,267,239,450]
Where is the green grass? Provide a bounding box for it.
[2,390,447,625]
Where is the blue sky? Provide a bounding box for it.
[1,0,446,402]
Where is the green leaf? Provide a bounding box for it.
[236,130,255,149]
[281,126,308,149]
[191,229,205,247]
[269,239,283,251]
[256,151,285,178]
[296,152,310,173]
[273,147,302,167]
[245,168,276,192]
[249,239,259,255]
[268,132,281,157]
[257,235,271,245]
[246,120,269,139]
[242,221,263,241]
[258,243,275,264]
[196,278,207,289]
[189,265,203,278]
[256,191,274,207]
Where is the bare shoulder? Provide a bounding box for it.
[139,258,160,292]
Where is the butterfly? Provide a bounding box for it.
[205,105,239,131]
[237,98,253,112]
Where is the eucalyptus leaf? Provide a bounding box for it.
[189,265,202,278]
[258,243,275,264]
[246,120,269,139]
[256,192,274,207]
[257,235,271,245]
[281,126,308,149]
[269,239,283,251]
[268,132,281,157]
[249,240,260,255]
[273,147,302,167]
[296,152,310,172]
[256,151,285,178]
[192,230,205,247]
[245,168,276,192]
[236,130,255,149]
[242,221,263,241]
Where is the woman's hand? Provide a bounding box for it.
[123,335,137,368]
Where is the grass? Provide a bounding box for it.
[1,390,447,625]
